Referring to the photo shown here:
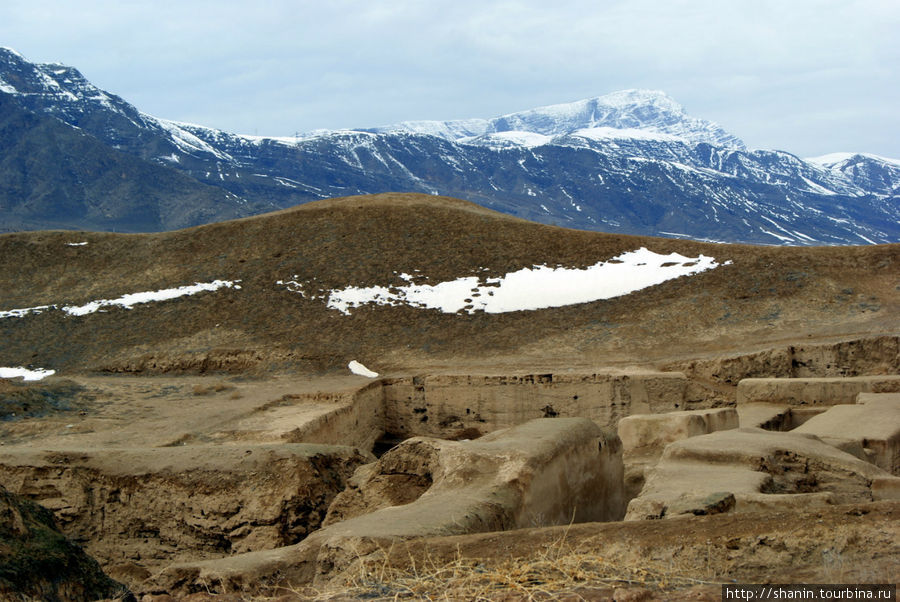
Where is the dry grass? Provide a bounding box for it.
[134,501,900,601]
[331,551,708,601]
[250,530,720,602]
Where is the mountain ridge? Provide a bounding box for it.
[359,89,746,149]
[0,47,897,245]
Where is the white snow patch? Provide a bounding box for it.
[462,131,552,148]
[348,360,379,378]
[0,304,55,319]
[62,280,240,316]
[806,152,900,169]
[65,241,88,246]
[2,280,240,320]
[273,177,300,188]
[0,367,55,381]
[153,118,233,161]
[800,176,837,195]
[237,134,304,146]
[572,126,681,143]
[760,228,794,243]
[791,230,816,242]
[324,248,725,315]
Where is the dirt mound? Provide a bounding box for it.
[626,427,896,520]
[1,193,897,376]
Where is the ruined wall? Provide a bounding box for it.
[515,425,625,526]
[381,371,687,440]
[669,336,900,388]
[737,376,900,406]
[281,381,385,451]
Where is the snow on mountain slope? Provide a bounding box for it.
[364,90,745,149]
[807,152,900,197]
[0,48,236,165]
[808,152,900,170]
[1,47,897,245]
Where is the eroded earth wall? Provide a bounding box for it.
[280,381,385,451]
[669,335,900,387]
[0,444,371,578]
[381,371,687,439]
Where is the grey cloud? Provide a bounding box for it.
[0,0,898,156]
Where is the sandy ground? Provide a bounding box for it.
[0,373,373,449]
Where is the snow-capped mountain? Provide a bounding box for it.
[0,47,275,232]
[362,89,745,149]
[807,153,900,197]
[1,47,898,245]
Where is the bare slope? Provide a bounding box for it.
[0,193,897,376]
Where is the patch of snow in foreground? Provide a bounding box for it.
[0,305,55,319]
[348,361,379,378]
[0,367,55,381]
[326,248,727,315]
[62,280,241,316]
[1,280,241,319]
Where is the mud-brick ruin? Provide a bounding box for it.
[1,335,899,598]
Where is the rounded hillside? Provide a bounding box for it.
[0,193,897,376]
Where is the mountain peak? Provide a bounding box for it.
[0,47,26,60]
[584,88,681,109]
[365,89,744,149]
[487,90,743,148]
[807,152,900,169]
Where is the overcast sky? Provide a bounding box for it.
[2,0,898,158]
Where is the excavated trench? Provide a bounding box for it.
[1,336,896,595]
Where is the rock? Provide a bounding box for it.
[381,371,687,437]
[669,336,900,388]
[666,491,736,517]
[618,408,738,456]
[872,476,900,501]
[322,440,439,526]
[618,407,737,500]
[737,403,793,429]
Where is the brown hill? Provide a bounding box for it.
[0,193,897,377]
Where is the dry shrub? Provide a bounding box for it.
[192,382,236,396]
